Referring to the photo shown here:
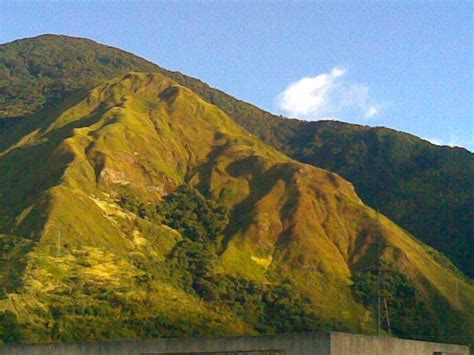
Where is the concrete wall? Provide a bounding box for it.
[0,333,331,355]
[0,332,469,355]
[330,332,469,355]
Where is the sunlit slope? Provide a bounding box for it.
[1,34,472,278]
[0,72,472,343]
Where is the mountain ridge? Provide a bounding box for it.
[2,34,471,277]
[0,70,472,345]
[0,36,473,345]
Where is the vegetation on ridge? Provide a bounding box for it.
[0,34,157,117]
[1,34,471,277]
[0,43,472,347]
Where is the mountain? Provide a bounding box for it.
[0,35,472,345]
[151,72,474,280]
[1,35,472,278]
[284,121,474,278]
[0,34,157,118]
[1,70,473,344]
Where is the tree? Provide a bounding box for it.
[0,311,23,343]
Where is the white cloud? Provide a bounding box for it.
[276,67,383,121]
[277,67,345,117]
[364,106,379,118]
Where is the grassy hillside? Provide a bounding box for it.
[1,34,471,278]
[0,72,472,345]
[287,121,474,278]
[156,69,474,280]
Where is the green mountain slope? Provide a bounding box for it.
[151,71,474,280]
[0,72,472,345]
[0,34,157,118]
[1,34,472,277]
[286,121,474,278]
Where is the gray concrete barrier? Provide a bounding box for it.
[0,332,469,355]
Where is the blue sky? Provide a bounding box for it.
[1,1,472,150]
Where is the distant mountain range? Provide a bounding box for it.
[0,35,472,346]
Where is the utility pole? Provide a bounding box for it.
[373,208,381,336]
[384,297,392,336]
[381,260,392,336]
[456,279,459,304]
[364,147,394,338]
[370,147,392,337]
[56,230,61,257]
[374,209,391,336]
[377,236,381,336]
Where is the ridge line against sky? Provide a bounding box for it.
[1,1,473,151]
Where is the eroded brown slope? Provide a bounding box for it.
[0,72,472,343]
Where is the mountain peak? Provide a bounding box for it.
[0,34,161,118]
[0,34,472,346]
